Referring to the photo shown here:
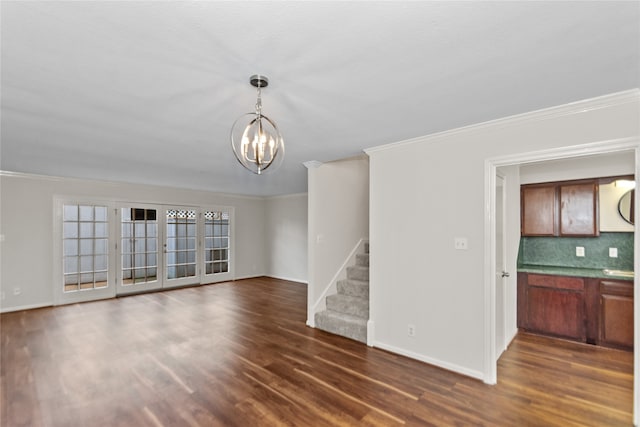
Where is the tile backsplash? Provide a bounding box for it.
[518,232,633,270]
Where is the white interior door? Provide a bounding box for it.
[116,204,163,295]
[495,174,508,358]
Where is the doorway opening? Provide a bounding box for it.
[484,138,639,422]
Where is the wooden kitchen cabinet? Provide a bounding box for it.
[521,179,599,237]
[518,273,586,341]
[521,185,557,236]
[519,273,633,350]
[559,182,599,236]
[598,279,634,350]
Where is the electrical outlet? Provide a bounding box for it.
[454,237,468,250]
[13,287,21,296]
[408,324,416,337]
[576,247,585,257]
[609,247,618,258]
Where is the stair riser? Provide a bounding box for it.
[315,312,367,343]
[337,280,369,299]
[326,295,369,318]
[356,254,369,267]
[347,266,369,281]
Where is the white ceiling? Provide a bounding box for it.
[1,1,639,196]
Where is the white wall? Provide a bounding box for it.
[600,181,635,232]
[307,156,369,325]
[264,193,308,283]
[0,173,268,311]
[366,90,639,380]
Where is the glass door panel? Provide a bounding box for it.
[203,209,233,282]
[117,205,162,294]
[55,200,116,305]
[165,208,199,287]
[63,204,110,291]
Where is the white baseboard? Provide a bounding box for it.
[1,302,52,313]
[233,274,265,281]
[372,340,484,381]
[266,275,308,284]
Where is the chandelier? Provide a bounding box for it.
[230,75,284,175]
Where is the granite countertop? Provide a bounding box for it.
[518,264,634,281]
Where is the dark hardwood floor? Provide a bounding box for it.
[1,277,633,426]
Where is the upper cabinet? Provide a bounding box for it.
[559,181,599,236]
[521,185,557,236]
[521,179,599,237]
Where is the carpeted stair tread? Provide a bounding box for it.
[315,310,367,343]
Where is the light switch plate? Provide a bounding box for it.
[609,247,618,258]
[576,246,585,257]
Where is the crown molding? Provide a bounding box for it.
[303,160,323,169]
[0,170,268,200]
[364,89,640,155]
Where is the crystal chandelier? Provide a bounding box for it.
[230,75,284,175]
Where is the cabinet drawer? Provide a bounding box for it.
[600,280,633,297]
[527,274,584,291]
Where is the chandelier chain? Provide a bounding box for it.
[255,87,263,117]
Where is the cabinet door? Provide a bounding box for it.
[599,280,633,350]
[527,287,585,341]
[521,185,556,236]
[559,182,599,236]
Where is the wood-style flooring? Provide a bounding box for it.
[1,277,633,426]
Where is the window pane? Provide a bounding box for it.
[80,256,93,272]
[64,257,78,274]
[80,239,93,255]
[94,255,107,270]
[64,240,78,256]
[79,206,94,221]
[146,253,157,267]
[80,223,94,238]
[95,206,107,222]
[64,205,78,221]
[95,223,108,238]
[95,239,108,254]
[134,223,146,238]
[64,223,78,239]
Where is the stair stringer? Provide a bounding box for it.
[307,238,368,328]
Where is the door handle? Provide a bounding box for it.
[501,271,510,278]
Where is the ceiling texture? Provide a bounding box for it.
[1,1,639,196]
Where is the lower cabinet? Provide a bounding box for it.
[598,279,634,350]
[517,273,585,341]
[518,273,633,350]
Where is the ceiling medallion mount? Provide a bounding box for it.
[249,74,269,88]
[230,74,284,175]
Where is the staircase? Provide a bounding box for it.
[315,243,369,343]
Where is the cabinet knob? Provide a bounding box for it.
[501,271,510,278]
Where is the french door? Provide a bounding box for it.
[54,199,117,305]
[116,204,200,293]
[56,200,234,304]
[116,204,163,294]
[201,207,233,283]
